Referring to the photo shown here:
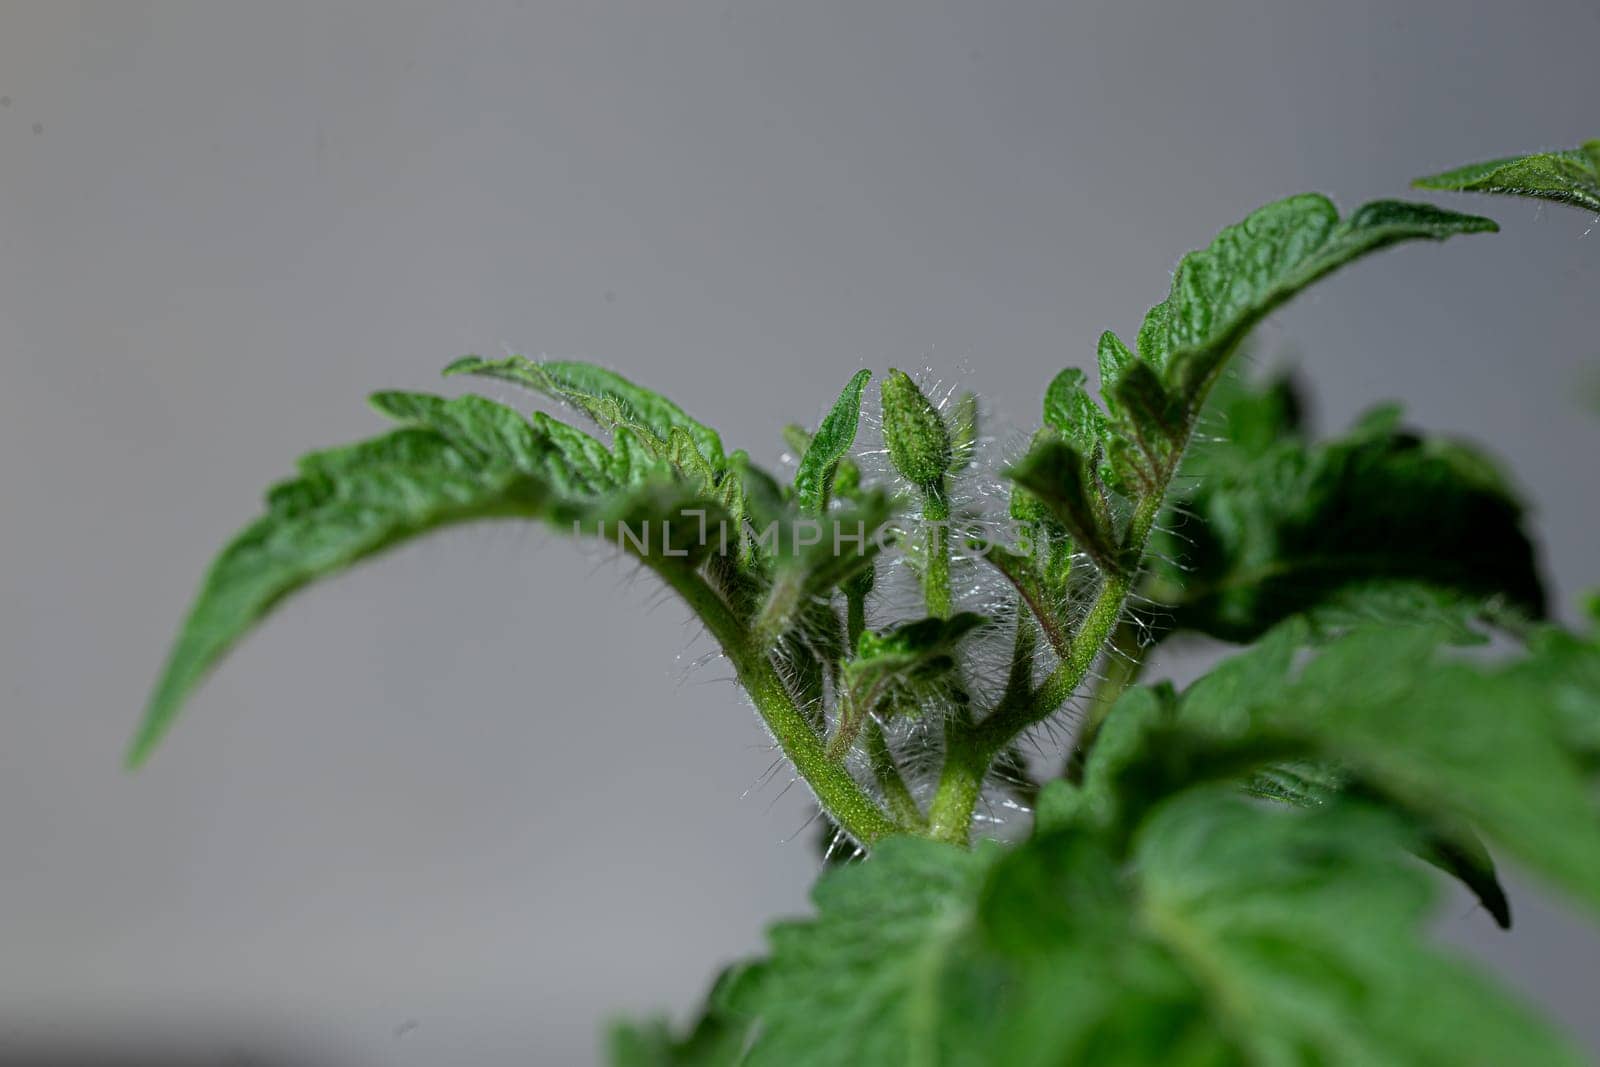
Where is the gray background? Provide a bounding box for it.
[2,2,1597,1063]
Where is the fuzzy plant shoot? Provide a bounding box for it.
[134,143,1600,1065]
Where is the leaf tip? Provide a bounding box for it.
[441,355,484,378]
[123,711,163,770]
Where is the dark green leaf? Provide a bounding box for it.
[850,612,990,679]
[1149,390,1545,643]
[795,369,871,512]
[1006,438,1123,574]
[1109,361,1183,474]
[743,459,894,644]
[1240,760,1511,928]
[1414,141,1600,214]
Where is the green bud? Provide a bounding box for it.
[947,391,978,473]
[880,369,951,487]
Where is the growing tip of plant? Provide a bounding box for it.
[881,369,952,487]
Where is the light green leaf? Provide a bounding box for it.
[738,837,994,1066]
[1149,197,1496,403]
[1095,330,1136,407]
[982,796,1579,1066]
[828,613,991,753]
[131,398,557,766]
[795,369,871,512]
[726,793,1580,1066]
[1134,300,1175,373]
[1041,368,1106,453]
[131,386,741,767]
[444,354,727,469]
[1129,621,1600,911]
[946,391,979,473]
[1121,793,1578,1066]
[1415,141,1600,214]
[608,963,765,1067]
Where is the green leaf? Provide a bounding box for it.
[829,613,991,754]
[1415,141,1600,214]
[1148,387,1546,643]
[728,794,1580,1066]
[1134,300,1176,374]
[1127,621,1600,911]
[1147,196,1497,404]
[988,796,1578,1066]
[1041,368,1106,453]
[130,397,558,766]
[849,613,990,687]
[1506,626,1600,774]
[794,369,871,513]
[1109,361,1184,474]
[737,837,994,1066]
[743,460,894,645]
[608,963,765,1066]
[1006,438,1122,575]
[131,385,745,767]
[1095,330,1136,407]
[1238,758,1512,928]
[444,354,727,469]
[1115,794,1577,1065]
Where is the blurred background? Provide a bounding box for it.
[2,2,1596,1063]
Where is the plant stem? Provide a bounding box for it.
[1064,619,1149,783]
[927,695,986,844]
[866,721,926,829]
[927,493,1164,841]
[922,483,951,619]
[1000,604,1038,709]
[846,580,868,648]
[650,558,899,846]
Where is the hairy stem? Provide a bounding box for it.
[1064,619,1150,783]
[928,491,1166,841]
[651,559,898,846]
[1000,604,1038,710]
[922,484,952,619]
[927,694,986,844]
[866,720,926,829]
[846,583,868,648]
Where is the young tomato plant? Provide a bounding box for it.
[136,142,1600,1065]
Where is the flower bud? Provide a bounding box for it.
[880,370,951,487]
